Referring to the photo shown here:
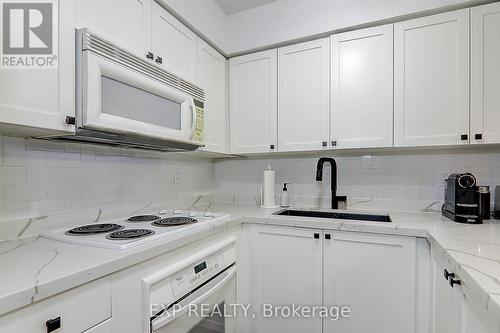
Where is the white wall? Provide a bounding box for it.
[215,149,500,209]
[163,0,477,55]
[0,136,214,221]
[224,0,474,54]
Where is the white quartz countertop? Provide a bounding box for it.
[1,201,500,326]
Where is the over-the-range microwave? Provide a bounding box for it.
[44,29,205,152]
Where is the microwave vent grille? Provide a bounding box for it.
[81,30,205,102]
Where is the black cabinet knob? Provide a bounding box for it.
[475,134,483,140]
[270,144,275,150]
[331,141,337,147]
[155,56,163,64]
[322,141,328,147]
[314,233,320,239]
[146,52,154,60]
[46,317,61,332]
[449,277,461,288]
[325,234,331,240]
[460,134,468,141]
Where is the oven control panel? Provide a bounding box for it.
[171,253,226,297]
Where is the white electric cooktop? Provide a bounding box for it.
[40,210,230,250]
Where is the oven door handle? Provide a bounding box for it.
[151,265,237,330]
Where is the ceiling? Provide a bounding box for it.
[214,0,278,14]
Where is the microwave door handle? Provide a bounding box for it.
[190,99,197,134]
[151,266,236,330]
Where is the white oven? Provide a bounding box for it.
[64,29,205,151]
[142,238,237,333]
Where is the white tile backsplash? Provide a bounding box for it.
[214,149,500,208]
[0,136,215,221]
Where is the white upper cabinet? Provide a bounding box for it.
[394,9,470,147]
[278,38,330,152]
[331,25,394,149]
[0,0,75,135]
[229,50,278,154]
[471,2,500,144]
[197,39,228,153]
[151,2,197,82]
[76,0,151,58]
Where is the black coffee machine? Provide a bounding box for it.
[442,173,482,224]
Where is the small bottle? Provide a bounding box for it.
[280,183,290,208]
[478,186,491,220]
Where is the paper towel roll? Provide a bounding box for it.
[262,165,278,208]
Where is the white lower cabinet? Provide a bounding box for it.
[244,225,425,333]
[431,253,496,333]
[245,225,322,333]
[83,318,112,333]
[0,277,112,333]
[323,231,417,333]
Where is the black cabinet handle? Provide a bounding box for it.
[65,116,75,125]
[314,233,320,239]
[270,144,275,150]
[325,233,331,240]
[146,52,154,60]
[331,141,337,147]
[155,56,163,64]
[46,317,61,332]
[322,141,328,147]
[475,134,483,140]
[460,134,468,141]
[444,269,454,281]
[449,277,461,288]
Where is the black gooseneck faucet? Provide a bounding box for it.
[316,157,346,209]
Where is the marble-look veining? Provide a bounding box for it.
[1,199,500,329]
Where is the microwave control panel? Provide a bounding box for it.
[170,253,225,297]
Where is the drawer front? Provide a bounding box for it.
[0,277,111,332]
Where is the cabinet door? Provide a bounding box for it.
[278,38,330,152]
[323,231,417,333]
[394,10,469,147]
[471,2,500,144]
[432,258,462,333]
[432,255,495,333]
[151,2,197,81]
[331,25,393,149]
[197,39,228,153]
[229,50,278,154]
[0,0,75,135]
[246,225,322,333]
[0,277,111,333]
[76,0,150,58]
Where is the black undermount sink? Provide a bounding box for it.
[274,209,391,222]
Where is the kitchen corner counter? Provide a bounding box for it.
[1,201,500,327]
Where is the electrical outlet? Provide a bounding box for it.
[173,169,181,184]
